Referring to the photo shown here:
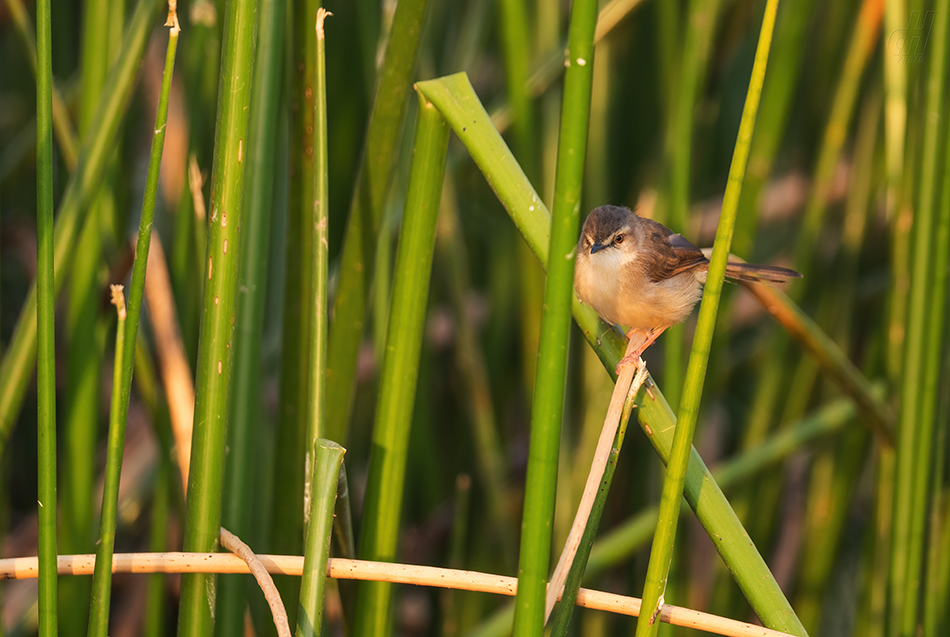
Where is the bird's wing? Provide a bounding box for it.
[641,219,708,282]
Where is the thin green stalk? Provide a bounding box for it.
[87,23,179,637]
[305,6,332,525]
[512,0,598,632]
[890,0,949,631]
[217,0,285,631]
[3,0,79,170]
[296,440,345,637]
[923,427,948,637]
[635,2,785,635]
[441,474,472,636]
[922,83,950,637]
[860,446,895,637]
[416,71,802,636]
[353,94,448,637]
[35,0,57,632]
[325,0,430,445]
[86,289,127,637]
[0,0,164,456]
[176,0,257,633]
[270,0,318,619]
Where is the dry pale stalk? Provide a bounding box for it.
[219,527,291,637]
[144,233,194,489]
[545,333,650,620]
[0,553,796,637]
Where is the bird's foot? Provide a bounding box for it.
[615,350,644,376]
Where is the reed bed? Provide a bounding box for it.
[0,0,947,635]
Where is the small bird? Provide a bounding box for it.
[574,204,801,371]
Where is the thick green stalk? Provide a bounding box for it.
[0,0,164,455]
[415,71,799,636]
[353,94,448,637]
[922,78,950,637]
[325,0,430,444]
[890,0,949,631]
[296,441,345,637]
[634,4,783,635]
[217,0,285,632]
[511,0,598,632]
[35,0,57,633]
[271,0,318,618]
[87,23,179,637]
[176,0,257,633]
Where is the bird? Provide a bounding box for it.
[573,204,801,372]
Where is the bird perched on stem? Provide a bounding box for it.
[574,204,801,373]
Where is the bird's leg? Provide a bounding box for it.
[614,327,666,375]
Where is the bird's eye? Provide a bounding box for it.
[614,234,625,244]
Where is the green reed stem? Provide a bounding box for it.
[270,0,318,618]
[325,0,430,445]
[890,0,949,632]
[511,0,597,632]
[0,0,164,456]
[305,4,331,534]
[86,289,128,637]
[177,0,257,632]
[635,3,785,635]
[86,22,179,637]
[34,0,57,632]
[353,94,448,637]
[296,440,345,637]
[217,0,285,632]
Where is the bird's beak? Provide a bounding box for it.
[590,241,608,255]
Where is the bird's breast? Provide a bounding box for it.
[575,249,703,331]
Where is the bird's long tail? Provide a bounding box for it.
[724,261,802,284]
